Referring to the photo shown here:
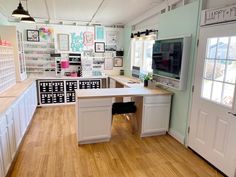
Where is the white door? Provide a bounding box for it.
[189,22,236,177]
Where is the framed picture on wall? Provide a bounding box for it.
[58,34,69,51]
[114,57,123,67]
[26,30,39,42]
[104,58,113,70]
[95,26,105,41]
[95,42,105,53]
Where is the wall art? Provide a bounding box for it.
[114,57,123,67]
[26,30,39,42]
[95,26,105,41]
[95,42,105,53]
[106,31,117,45]
[58,34,69,51]
[83,32,94,46]
[39,27,54,42]
[71,32,84,52]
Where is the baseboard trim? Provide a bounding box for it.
[141,131,166,138]
[168,129,185,145]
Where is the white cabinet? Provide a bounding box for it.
[0,144,5,177]
[18,83,37,136]
[77,98,112,144]
[0,115,11,174]
[109,78,116,88]
[18,96,27,136]
[141,95,171,137]
[12,101,21,148]
[5,110,16,159]
[0,81,37,177]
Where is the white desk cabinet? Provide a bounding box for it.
[6,110,16,160]
[141,95,171,137]
[12,101,21,148]
[0,115,11,175]
[0,80,37,177]
[77,98,112,144]
[0,144,5,177]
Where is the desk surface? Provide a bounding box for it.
[0,79,35,98]
[109,75,143,88]
[76,87,172,99]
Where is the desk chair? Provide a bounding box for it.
[112,102,137,133]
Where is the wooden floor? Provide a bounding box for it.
[9,106,223,177]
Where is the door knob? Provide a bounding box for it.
[228,112,236,116]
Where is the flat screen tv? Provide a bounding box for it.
[152,38,183,79]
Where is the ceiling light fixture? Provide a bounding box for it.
[137,32,140,37]
[12,1,30,18]
[130,33,134,38]
[21,15,35,23]
[145,29,149,36]
[20,0,35,23]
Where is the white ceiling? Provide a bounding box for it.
[0,0,164,26]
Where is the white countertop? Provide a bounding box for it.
[109,75,143,88]
[32,76,108,80]
[76,75,172,99]
[0,79,35,98]
[76,87,172,99]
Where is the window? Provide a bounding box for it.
[201,36,236,107]
[131,36,155,73]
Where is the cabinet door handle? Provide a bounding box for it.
[228,112,236,117]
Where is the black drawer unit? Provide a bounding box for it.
[79,80,91,89]
[66,92,76,102]
[40,93,53,104]
[66,81,78,91]
[90,80,101,89]
[79,80,101,89]
[39,81,52,92]
[66,80,78,102]
[52,81,64,92]
[53,93,65,103]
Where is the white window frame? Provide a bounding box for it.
[131,35,156,74]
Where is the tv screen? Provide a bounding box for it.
[152,38,183,79]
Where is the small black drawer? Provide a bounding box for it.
[40,93,53,104]
[53,93,65,103]
[66,81,78,91]
[66,92,76,102]
[39,81,52,93]
[52,81,64,92]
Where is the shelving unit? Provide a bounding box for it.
[37,79,102,106]
[0,46,16,93]
[16,30,27,81]
[0,26,27,81]
[24,41,56,77]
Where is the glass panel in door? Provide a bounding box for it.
[201,36,236,108]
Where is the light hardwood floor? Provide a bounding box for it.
[9,106,223,177]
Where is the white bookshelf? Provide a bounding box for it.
[0,46,16,93]
[0,26,28,81]
[24,41,56,77]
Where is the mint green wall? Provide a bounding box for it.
[123,25,132,77]
[158,1,201,141]
[0,14,8,25]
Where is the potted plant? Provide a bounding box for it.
[143,73,152,87]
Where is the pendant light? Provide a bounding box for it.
[21,0,35,23]
[21,15,35,23]
[12,1,30,18]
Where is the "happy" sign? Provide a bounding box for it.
[201,4,236,26]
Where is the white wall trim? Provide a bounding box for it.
[168,128,185,144]
[127,0,182,26]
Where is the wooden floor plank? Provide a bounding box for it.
[9,106,223,177]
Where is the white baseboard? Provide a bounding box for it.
[168,129,185,145]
